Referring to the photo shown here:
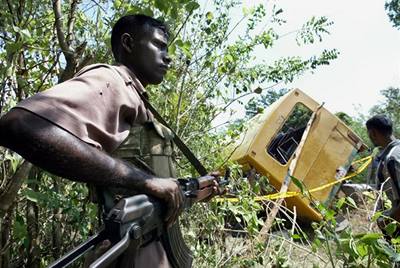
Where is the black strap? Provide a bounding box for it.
[138,93,208,176]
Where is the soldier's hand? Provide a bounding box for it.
[200,172,220,201]
[197,171,227,202]
[144,178,184,228]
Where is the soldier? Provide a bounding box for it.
[366,115,400,239]
[0,14,217,267]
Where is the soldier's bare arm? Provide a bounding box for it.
[0,108,182,225]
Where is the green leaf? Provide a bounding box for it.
[385,222,397,236]
[391,236,400,245]
[324,209,335,221]
[12,25,31,40]
[169,42,176,55]
[13,219,27,240]
[206,11,213,21]
[275,8,283,15]
[336,197,346,209]
[24,189,39,203]
[174,39,183,47]
[378,239,400,261]
[24,188,46,203]
[5,42,23,55]
[185,2,200,12]
[182,40,192,57]
[290,176,304,193]
[346,196,357,208]
[154,0,168,11]
[371,211,383,222]
[291,234,301,240]
[359,233,382,244]
[356,243,368,257]
[225,54,233,63]
[312,238,321,252]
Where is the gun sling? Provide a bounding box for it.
[137,91,208,177]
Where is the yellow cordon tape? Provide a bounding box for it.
[215,156,373,203]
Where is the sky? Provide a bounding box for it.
[214,0,400,125]
[266,0,400,117]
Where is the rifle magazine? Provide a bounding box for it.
[161,222,193,268]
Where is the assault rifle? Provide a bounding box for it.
[48,173,229,268]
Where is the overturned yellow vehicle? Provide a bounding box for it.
[230,89,367,221]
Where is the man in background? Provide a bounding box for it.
[366,115,400,239]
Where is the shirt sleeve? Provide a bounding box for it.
[15,65,151,153]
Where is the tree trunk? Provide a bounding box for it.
[52,178,62,259]
[0,161,33,215]
[0,205,14,268]
[26,168,40,268]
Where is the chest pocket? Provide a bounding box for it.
[114,120,176,178]
[98,120,175,210]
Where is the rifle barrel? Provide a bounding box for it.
[89,231,133,268]
[48,230,106,268]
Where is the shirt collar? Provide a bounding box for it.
[377,139,400,160]
[115,64,148,97]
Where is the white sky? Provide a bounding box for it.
[214,0,400,125]
[267,0,400,117]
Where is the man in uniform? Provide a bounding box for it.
[366,115,400,239]
[0,14,214,267]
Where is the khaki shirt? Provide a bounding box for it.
[16,64,153,153]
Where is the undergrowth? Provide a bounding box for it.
[182,165,400,268]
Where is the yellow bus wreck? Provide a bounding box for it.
[230,89,367,221]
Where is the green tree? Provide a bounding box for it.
[385,0,400,29]
[370,87,400,137]
[0,0,339,266]
[245,88,289,118]
[336,111,371,148]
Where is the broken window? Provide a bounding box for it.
[267,103,312,165]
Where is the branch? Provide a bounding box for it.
[169,9,193,46]
[189,14,247,67]
[66,0,79,46]
[175,64,189,132]
[76,52,94,71]
[0,160,33,215]
[17,0,25,24]
[26,168,40,267]
[52,0,73,57]
[258,104,323,241]
[90,0,107,13]
[5,0,17,26]
[210,81,282,125]
[36,52,61,93]
[52,0,80,82]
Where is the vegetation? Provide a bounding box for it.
[385,0,400,29]
[0,0,399,267]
